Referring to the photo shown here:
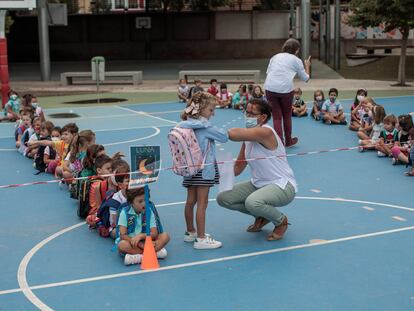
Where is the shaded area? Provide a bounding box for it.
[48,113,81,118]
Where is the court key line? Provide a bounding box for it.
[102,126,160,147]
[115,105,178,125]
[2,196,411,310]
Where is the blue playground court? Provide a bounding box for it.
[0,95,413,310]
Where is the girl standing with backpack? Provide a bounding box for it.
[176,92,228,249]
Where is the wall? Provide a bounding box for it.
[7,11,290,61]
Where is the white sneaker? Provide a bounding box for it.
[358,139,362,144]
[184,231,197,242]
[184,231,210,242]
[194,236,222,250]
[358,146,364,152]
[156,248,168,259]
[377,151,387,157]
[124,254,142,266]
[392,158,398,165]
[325,120,332,125]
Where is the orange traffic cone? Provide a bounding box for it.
[141,236,160,270]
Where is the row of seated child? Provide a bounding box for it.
[178,79,267,110]
[293,87,347,125]
[351,92,414,176]
[7,96,170,266]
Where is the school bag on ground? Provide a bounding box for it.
[77,177,106,219]
[96,189,120,237]
[168,127,208,177]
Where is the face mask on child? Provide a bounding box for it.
[330,96,336,103]
[357,95,365,102]
[10,95,17,100]
[245,117,257,128]
[316,96,322,101]
[51,137,60,142]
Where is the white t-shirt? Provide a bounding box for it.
[245,124,297,191]
[216,91,233,101]
[113,190,127,204]
[264,53,309,94]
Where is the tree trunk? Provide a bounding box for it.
[397,26,410,86]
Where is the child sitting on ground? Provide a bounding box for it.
[207,79,219,96]
[116,187,170,265]
[15,111,32,149]
[251,85,267,102]
[33,121,55,173]
[43,126,61,174]
[349,88,368,131]
[232,84,249,110]
[311,89,325,121]
[358,105,386,152]
[321,88,347,125]
[375,114,399,157]
[216,83,233,108]
[1,90,20,122]
[391,128,414,166]
[188,79,204,99]
[292,87,307,117]
[177,79,189,103]
[26,117,42,158]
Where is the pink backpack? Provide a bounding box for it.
[168,127,207,177]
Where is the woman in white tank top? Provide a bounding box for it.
[217,99,297,241]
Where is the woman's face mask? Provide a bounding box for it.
[245,117,258,128]
[357,95,365,102]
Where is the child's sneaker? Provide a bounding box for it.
[184,231,197,242]
[340,120,348,125]
[325,120,331,125]
[392,158,399,165]
[156,248,168,259]
[124,254,142,266]
[358,146,364,152]
[377,151,387,157]
[194,236,222,250]
[184,231,210,242]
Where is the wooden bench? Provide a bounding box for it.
[179,70,261,84]
[60,71,143,86]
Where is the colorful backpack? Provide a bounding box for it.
[96,189,120,237]
[77,177,106,219]
[168,127,207,177]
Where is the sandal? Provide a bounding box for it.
[404,171,414,176]
[246,217,270,232]
[267,217,289,241]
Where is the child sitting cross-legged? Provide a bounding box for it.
[358,105,385,152]
[116,187,170,266]
[321,88,347,125]
[391,128,414,167]
[291,87,307,117]
[375,114,399,157]
[311,89,325,121]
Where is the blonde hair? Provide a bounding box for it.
[181,91,217,121]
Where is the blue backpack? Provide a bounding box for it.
[96,189,121,236]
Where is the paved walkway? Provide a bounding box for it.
[7,58,414,95]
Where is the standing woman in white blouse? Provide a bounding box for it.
[217,99,297,241]
[264,38,311,147]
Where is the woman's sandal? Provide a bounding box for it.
[267,217,289,241]
[246,217,270,232]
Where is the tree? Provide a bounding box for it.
[348,0,414,86]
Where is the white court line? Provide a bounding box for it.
[392,216,407,222]
[362,206,375,211]
[0,148,15,152]
[102,127,160,147]
[5,195,413,309]
[116,106,177,125]
[95,124,172,133]
[5,224,414,300]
